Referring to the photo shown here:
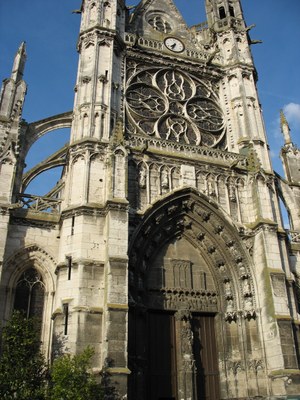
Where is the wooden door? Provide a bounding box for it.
[192,314,220,400]
[148,311,177,400]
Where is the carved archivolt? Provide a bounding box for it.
[125,62,226,148]
[129,188,256,321]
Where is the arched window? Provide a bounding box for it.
[219,6,226,19]
[14,268,45,320]
[229,6,235,17]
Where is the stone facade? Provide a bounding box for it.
[0,0,300,399]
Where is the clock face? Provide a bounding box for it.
[164,37,185,53]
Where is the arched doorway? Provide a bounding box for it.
[128,189,260,399]
[129,235,220,400]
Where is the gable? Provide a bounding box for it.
[127,0,191,41]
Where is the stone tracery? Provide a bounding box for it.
[126,64,226,148]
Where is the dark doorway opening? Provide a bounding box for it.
[192,314,220,400]
[147,311,177,400]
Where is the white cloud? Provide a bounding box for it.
[283,102,300,130]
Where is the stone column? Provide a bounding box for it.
[176,310,197,400]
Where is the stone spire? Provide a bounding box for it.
[0,42,27,122]
[280,109,292,145]
[280,109,300,184]
[11,42,27,83]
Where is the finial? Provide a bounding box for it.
[280,109,292,145]
[11,42,27,83]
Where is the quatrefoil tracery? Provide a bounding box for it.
[125,66,226,148]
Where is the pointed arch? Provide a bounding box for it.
[4,244,56,292]
[2,245,56,357]
[129,187,256,319]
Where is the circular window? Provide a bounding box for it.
[146,12,172,33]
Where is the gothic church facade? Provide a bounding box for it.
[0,0,300,399]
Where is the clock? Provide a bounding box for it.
[164,37,185,53]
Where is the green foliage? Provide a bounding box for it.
[49,346,103,400]
[0,311,47,400]
[0,313,106,400]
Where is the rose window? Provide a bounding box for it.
[125,65,226,148]
[146,14,172,33]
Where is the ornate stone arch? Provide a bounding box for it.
[129,187,256,319]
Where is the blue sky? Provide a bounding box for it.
[0,0,299,194]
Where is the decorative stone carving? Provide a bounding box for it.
[242,297,256,319]
[217,260,226,273]
[126,65,225,148]
[225,299,237,322]
[214,224,224,234]
[228,180,237,202]
[206,178,216,197]
[146,12,172,33]
[180,318,195,369]
[207,245,216,254]
[225,280,233,299]
[161,168,169,189]
[243,278,251,296]
[242,236,254,257]
[138,164,147,188]
[239,264,248,279]
[99,74,108,84]
[228,361,244,376]
[197,231,206,241]
[167,204,178,215]
[194,205,211,222]
[248,359,263,374]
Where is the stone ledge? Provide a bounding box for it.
[11,208,60,223]
[106,367,131,375]
[269,369,300,378]
[275,315,293,321]
[107,303,128,311]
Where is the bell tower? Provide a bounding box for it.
[53,0,130,393]
[205,0,244,27]
[205,0,272,171]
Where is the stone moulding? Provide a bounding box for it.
[126,48,222,80]
[107,303,129,310]
[60,200,129,220]
[10,211,60,228]
[55,259,104,274]
[128,134,246,167]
